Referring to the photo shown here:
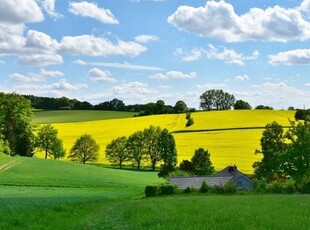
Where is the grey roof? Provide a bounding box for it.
[169,176,233,189]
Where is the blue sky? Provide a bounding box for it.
[1,0,310,109]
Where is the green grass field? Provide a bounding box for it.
[34,110,294,173]
[1,155,310,229]
[33,110,136,123]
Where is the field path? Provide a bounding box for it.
[0,160,21,173]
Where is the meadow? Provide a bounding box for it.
[34,110,295,173]
[1,154,309,229]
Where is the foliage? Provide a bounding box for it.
[210,183,237,194]
[253,178,267,192]
[143,126,162,170]
[174,100,188,113]
[0,138,11,155]
[234,100,252,110]
[179,160,194,174]
[126,131,145,169]
[0,93,34,157]
[199,181,210,193]
[183,186,195,193]
[255,105,273,110]
[50,138,66,159]
[69,134,99,164]
[299,172,310,193]
[160,184,176,195]
[105,136,129,168]
[35,124,59,159]
[295,109,310,121]
[145,185,159,197]
[253,121,286,181]
[185,112,194,127]
[200,89,235,111]
[191,148,214,175]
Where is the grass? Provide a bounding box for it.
[34,110,294,173]
[33,110,137,123]
[90,194,310,230]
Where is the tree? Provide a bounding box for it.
[284,121,310,183]
[0,93,34,156]
[234,100,252,110]
[174,100,188,113]
[255,105,273,110]
[50,138,66,160]
[179,160,194,174]
[155,100,166,114]
[126,131,145,170]
[191,148,214,175]
[69,134,99,164]
[0,138,11,155]
[295,109,310,121]
[200,89,235,111]
[157,129,177,176]
[143,126,162,170]
[105,136,129,168]
[253,122,287,181]
[36,124,58,159]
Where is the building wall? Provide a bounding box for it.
[233,175,253,190]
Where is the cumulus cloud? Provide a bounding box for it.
[168,0,310,42]
[269,49,310,65]
[40,0,63,18]
[0,0,44,24]
[150,71,196,80]
[234,75,250,81]
[89,68,117,83]
[69,1,119,24]
[61,35,146,57]
[51,79,88,90]
[178,48,204,62]
[112,82,157,99]
[10,73,45,83]
[40,68,64,77]
[134,35,159,43]
[26,30,60,51]
[19,53,63,66]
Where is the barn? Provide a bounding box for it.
[169,165,253,190]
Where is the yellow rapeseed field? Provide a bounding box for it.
[35,110,295,173]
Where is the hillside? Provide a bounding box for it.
[34,110,295,174]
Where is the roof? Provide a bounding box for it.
[216,165,253,184]
[169,176,233,189]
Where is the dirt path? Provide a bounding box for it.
[0,160,20,173]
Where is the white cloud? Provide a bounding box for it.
[112,81,158,99]
[60,35,146,57]
[73,60,164,71]
[19,53,63,66]
[182,48,204,62]
[234,75,250,81]
[304,83,310,87]
[300,0,310,14]
[40,68,64,77]
[168,0,310,42]
[0,0,44,24]
[269,49,310,65]
[40,0,63,18]
[150,71,196,80]
[26,30,60,51]
[10,73,45,83]
[89,68,117,83]
[51,79,88,90]
[69,1,118,24]
[134,35,159,43]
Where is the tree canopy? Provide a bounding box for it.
[105,136,129,169]
[234,100,252,110]
[200,89,235,111]
[191,148,214,175]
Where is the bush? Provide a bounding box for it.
[299,174,310,194]
[145,185,159,197]
[184,186,195,194]
[211,184,225,194]
[282,179,296,194]
[253,178,267,192]
[160,184,176,195]
[199,181,210,193]
[186,117,194,127]
[267,180,283,193]
[223,182,237,193]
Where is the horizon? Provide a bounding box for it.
[1,0,310,109]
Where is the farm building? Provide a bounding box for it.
[169,165,253,190]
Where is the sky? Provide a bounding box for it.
[1,0,310,109]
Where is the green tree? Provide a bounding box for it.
[0,93,34,156]
[0,137,11,155]
[36,124,58,159]
[174,100,188,113]
[234,100,252,110]
[105,136,129,169]
[200,89,235,111]
[284,121,310,183]
[50,138,66,160]
[126,131,145,170]
[69,134,99,164]
[253,122,287,181]
[143,126,162,171]
[191,148,214,175]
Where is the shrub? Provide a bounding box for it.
[184,186,195,194]
[185,112,191,119]
[186,117,194,127]
[211,184,225,194]
[199,181,210,193]
[160,184,176,195]
[299,174,310,194]
[223,182,237,194]
[267,180,283,193]
[282,179,296,194]
[145,185,159,197]
[253,178,267,193]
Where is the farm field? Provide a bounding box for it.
[33,110,137,123]
[1,155,310,229]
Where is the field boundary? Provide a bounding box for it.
[0,160,20,173]
[172,126,292,134]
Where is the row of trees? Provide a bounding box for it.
[253,120,310,191]
[105,126,177,176]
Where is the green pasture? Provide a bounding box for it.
[33,110,136,123]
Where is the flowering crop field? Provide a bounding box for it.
[35,110,295,173]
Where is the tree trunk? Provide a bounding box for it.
[119,161,122,169]
[151,160,156,171]
[137,161,140,170]
[45,149,48,159]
